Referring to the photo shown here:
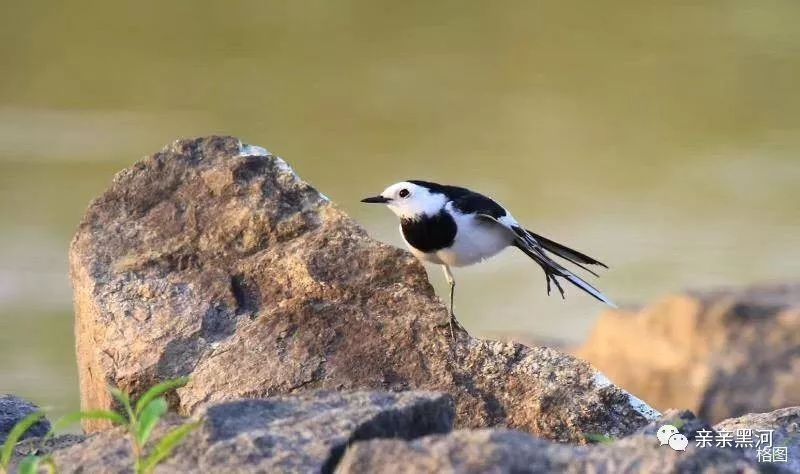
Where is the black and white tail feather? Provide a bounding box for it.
[478,214,616,308]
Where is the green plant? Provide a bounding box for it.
[105,377,199,474]
[16,453,56,474]
[1,411,46,474]
[668,418,686,430]
[0,378,198,474]
[584,432,615,444]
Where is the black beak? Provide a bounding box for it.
[361,195,390,204]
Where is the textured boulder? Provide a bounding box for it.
[578,284,800,422]
[0,394,51,444]
[52,391,452,473]
[69,136,658,440]
[715,406,800,472]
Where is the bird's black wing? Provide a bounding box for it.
[408,180,508,219]
[450,190,508,219]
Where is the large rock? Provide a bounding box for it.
[0,394,51,444]
[577,284,800,422]
[52,391,452,473]
[337,409,774,473]
[69,136,658,440]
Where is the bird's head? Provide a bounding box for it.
[361,181,447,219]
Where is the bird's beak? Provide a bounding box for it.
[360,195,390,204]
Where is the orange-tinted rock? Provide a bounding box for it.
[578,285,800,422]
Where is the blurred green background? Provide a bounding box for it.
[1,1,799,419]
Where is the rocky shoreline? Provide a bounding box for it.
[3,136,799,473]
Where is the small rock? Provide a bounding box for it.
[578,284,800,422]
[0,394,50,444]
[11,434,86,467]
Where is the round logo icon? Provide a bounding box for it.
[668,433,689,451]
[657,425,680,446]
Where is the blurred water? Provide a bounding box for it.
[1,1,799,418]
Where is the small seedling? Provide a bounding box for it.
[668,418,686,430]
[584,433,615,444]
[1,411,47,474]
[0,377,198,474]
[105,377,199,474]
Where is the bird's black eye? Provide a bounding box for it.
[398,188,410,198]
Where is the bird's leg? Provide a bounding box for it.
[442,265,460,339]
[448,279,456,340]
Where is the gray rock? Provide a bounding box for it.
[578,284,800,422]
[336,429,759,474]
[52,391,453,473]
[10,434,86,469]
[69,136,657,442]
[13,434,86,455]
[339,407,800,473]
[715,406,800,472]
[0,394,50,444]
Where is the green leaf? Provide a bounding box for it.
[40,455,57,474]
[134,377,189,416]
[139,421,200,474]
[109,386,134,422]
[670,419,686,430]
[1,411,45,468]
[135,398,168,446]
[49,409,126,437]
[584,433,615,444]
[17,455,41,474]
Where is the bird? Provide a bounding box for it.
[361,180,615,338]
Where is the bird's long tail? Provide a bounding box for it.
[514,241,617,308]
[523,230,605,277]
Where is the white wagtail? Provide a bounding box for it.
[362,180,615,338]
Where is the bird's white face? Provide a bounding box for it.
[361,181,447,219]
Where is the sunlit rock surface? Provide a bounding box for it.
[578,284,800,422]
[69,136,656,441]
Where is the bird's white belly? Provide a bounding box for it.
[436,215,512,267]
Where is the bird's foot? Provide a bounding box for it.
[438,312,466,340]
[545,273,566,300]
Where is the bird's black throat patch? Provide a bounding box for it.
[401,210,457,253]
